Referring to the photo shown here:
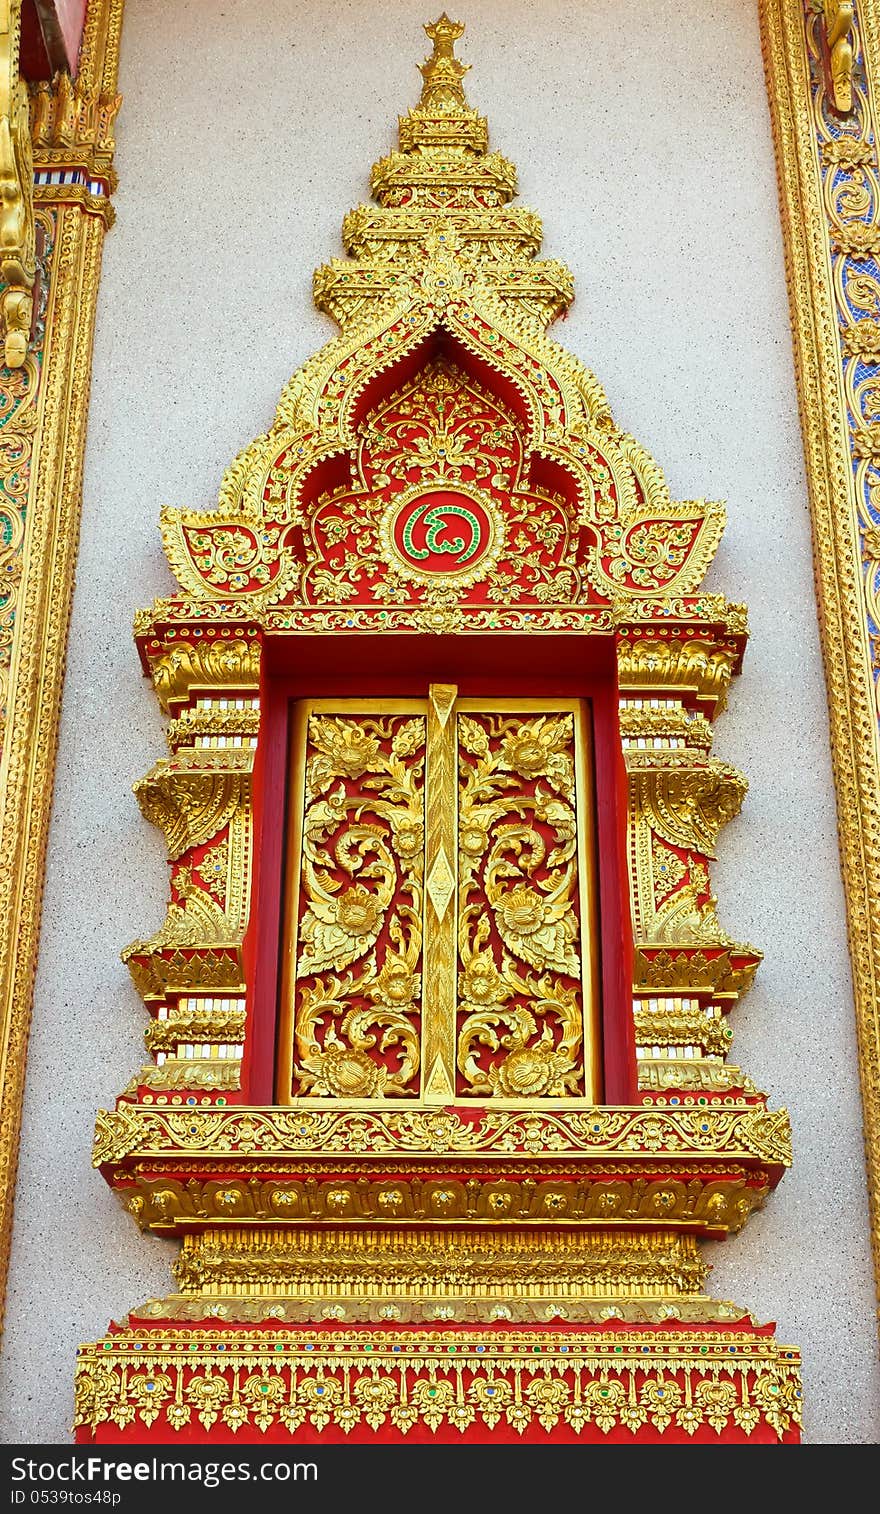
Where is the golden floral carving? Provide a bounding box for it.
[124,946,244,1000]
[456,710,586,1097]
[166,705,260,750]
[73,1327,802,1442]
[291,712,425,1098]
[197,837,230,903]
[651,842,689,905]
[127,1058,241,1094]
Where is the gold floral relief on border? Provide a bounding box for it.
[0,0,123,1334]
[761,0,880,1309]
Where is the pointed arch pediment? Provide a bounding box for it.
[160,305,725,616]
[157,41,725,622]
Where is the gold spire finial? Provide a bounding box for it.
[367,15,518,212]
[418,14,470,111]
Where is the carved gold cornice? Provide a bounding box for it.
[113,1173,772,1237]
[616,635,739,715]
[75,14,801,1442]
[146,635,262,712]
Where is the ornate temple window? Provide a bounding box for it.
[75,16,802,1445]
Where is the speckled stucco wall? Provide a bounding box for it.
[1,0,878,1443]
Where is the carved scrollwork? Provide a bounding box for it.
[291,712,426,1098]
[91,1101,792,1167]
[134,753,249,861]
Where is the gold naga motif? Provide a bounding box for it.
[823,0,855,112]
[0,1,35,368]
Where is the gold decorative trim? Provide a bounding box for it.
[423,684,457,1101]
[169,1226,710,1297]
[113,1172,772,1236]
[761,0,880,1312]
[92,1101,792,1167]
[74,1326,802,1441]
[77,14,799,1441]
[0,0,122,1330]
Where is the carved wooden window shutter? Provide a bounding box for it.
[278,689,600,1104]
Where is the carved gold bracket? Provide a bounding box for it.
[822,0,856,112]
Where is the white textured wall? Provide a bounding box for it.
[1,0,878,1443]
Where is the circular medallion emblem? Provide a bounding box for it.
[381,487,503,588]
